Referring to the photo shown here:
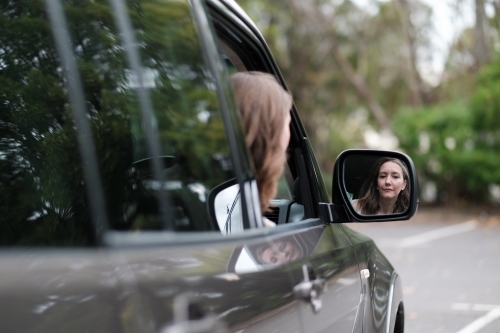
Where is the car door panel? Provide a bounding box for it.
[110,235,302,333]
[267,221,363,333]
[341,224,403,333]
[0,251,135,333]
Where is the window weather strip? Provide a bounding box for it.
[109,0,173,230]
[45,0,110,242]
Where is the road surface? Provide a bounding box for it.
[347,207,500,333]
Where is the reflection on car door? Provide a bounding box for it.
[108,235,302,333]
[0,251,135,333]
[266,222,363,333]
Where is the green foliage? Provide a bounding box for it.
[471,57,500,135]
[236,0,434,173]
[394,57,500,203]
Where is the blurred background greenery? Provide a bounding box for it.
[236,0,500,207]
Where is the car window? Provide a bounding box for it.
[212,13,297,213]
[0,0,244,246]
[216,38,292,202]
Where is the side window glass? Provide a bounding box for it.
[102,0,235,233]
[0,0,241,246]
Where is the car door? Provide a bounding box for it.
[267,223,364,333]
[0,1,305,332]
[280,142,365,333]
[80,0,304,332]
[236,215,363,333]
[207,2,365,332]
[261,143,364,333]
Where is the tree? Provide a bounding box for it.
[236,0,434,170]
[474,0,491,67]
[394,53,500,204]
[396,0,431,105]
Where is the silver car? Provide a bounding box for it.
[0,0,418,332]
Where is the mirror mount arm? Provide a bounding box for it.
[318,203,349,223]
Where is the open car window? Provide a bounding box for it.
[213,17,307,226]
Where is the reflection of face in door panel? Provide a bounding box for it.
[256,240,301,265]
[228,227,323,274]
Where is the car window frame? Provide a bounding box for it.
[208,0,328,222]
[98,0,330,246]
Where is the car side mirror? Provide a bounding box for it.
[207,178,244,234]
[332,150,418,222]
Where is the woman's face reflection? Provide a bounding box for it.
[377,161,407,200]
[259,240,300,265]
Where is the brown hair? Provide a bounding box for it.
[230,72,292,212]
[357,157,410,214]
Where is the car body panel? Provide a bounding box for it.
[273,221,363,333]
[0,251,137,333]
[341,224,404,333]
[108,234,302,332]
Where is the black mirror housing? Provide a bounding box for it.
[332,150,418,222]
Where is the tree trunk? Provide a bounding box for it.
[474,0,490,68]
[330,42,390,131]
[396,0,426,106]
[489,0,500,32]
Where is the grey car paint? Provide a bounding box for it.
[342,224,404,333]
[0,228,402,333]
[276,222,363,333]
[106,232,303,332]
[0,251,133,332]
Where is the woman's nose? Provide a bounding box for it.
[276,252,288,262]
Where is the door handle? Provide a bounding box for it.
[161,293,228,333]
[293,265,325,313]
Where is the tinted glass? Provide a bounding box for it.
[0,0,235,246]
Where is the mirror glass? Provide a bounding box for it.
[213,183,243,234]
[344,155,410,215]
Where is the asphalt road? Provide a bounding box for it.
[346,208,500,333]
